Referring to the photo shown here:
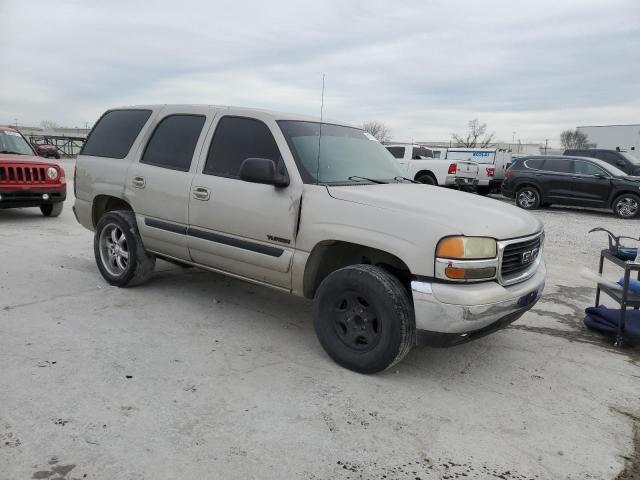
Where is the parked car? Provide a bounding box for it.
[384,143,478,187]
[563,148,640,176]
[0,127,66,216]
[502,155,640,218]
[446,148,512,195]
[74,105,545,373]
[31,141,60,159]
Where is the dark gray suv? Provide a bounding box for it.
[564,149,640,176]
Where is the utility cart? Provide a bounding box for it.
[595,249,640,346]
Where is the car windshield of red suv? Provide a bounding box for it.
[0,129,34,155]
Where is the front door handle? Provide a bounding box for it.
[132,176,146,189]
[192,187,211,201]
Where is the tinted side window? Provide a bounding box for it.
[141,115,205,171]
[82,110,151,159]
[543,159,573,173]
[599,151,624,166]
[524,159,544,169]
[412,147,433,159]
[432,151,441,159]
[386,146,405,159]
[574,160,607,176]
[204,117,281,178]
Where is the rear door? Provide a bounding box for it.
[538,158,575,202]
[571,159,611,206]
[187,113,300,289]
[125,106,211,260]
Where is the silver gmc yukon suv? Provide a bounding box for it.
[74,105,545,373]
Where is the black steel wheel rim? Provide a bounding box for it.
[332,291,381,352]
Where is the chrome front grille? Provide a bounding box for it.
[498,232,544,286]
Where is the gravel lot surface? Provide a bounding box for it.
[1,166,638,479]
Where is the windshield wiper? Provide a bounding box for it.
[347,176,387,184]
[393,176,418,184]
[0,150,25,155]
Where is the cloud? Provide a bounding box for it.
[0,0,638,145]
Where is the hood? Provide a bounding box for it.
[0,153,50,165]
[328,184,542,239]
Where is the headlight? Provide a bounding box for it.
[47,167,58,180]
[435,236,498,282]
[436,236,496,259]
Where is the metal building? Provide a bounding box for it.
[577,124,640,152]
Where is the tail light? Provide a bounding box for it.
[486,167,495,177]
[448,163,457,175]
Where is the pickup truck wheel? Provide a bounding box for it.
[313,264,415,374]
[40,203,63,217]
[613,194,640,219]
[516,187,540,210]
[94,210,156,287]
[416,174,436,185]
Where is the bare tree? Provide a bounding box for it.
[362,120,392,143]
[40,120,60,130]
[451,119,495,147]
[560,129,589,149]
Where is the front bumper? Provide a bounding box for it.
[411,261,546,347]
[0,188,66,209]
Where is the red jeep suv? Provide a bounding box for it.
[0,127,66,216]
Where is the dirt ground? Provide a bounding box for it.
[1,161,638,479]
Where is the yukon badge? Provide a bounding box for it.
[267,235,291,245]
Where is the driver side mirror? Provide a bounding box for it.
[239,158,289,187]
[617,160,626,167]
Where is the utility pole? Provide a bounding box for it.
[544,139,548,155]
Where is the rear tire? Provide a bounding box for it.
[613,193,640,219]
[416,174,437,186]
[94,210,156,287]
[40,203,63,217]
[516,186,541,210]
[313,264,415,374]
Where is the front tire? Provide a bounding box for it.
[40,203,63,217]
[613,194,640,219]
[313,264,415,374]
[94,210,156,287]
[516,186,541,210]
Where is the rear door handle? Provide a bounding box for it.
[132,176,146,189]
[192,187,210,201]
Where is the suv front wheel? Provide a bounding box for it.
[94,210,156,287]
[613,194,640,219]
[313,264,415,374]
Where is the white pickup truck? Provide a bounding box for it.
[385,144,478,187]
[446,148,512,195]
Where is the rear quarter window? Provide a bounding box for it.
[523,159,544,169]
[82,109,152,159]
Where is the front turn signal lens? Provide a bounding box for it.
[436,236,497,260]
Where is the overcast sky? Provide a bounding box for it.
[1,0,638,146]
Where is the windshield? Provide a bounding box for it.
[277,121,403,184]
[621,152,640,165]
[0,130,34,155]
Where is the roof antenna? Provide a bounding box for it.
[315,73,325,185]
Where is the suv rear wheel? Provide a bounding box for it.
[313,264,415,374]
[516,186,541,210]
[613,194,640,219]
[94,210,156,287]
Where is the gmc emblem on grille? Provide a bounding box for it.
[521,247,539,264]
